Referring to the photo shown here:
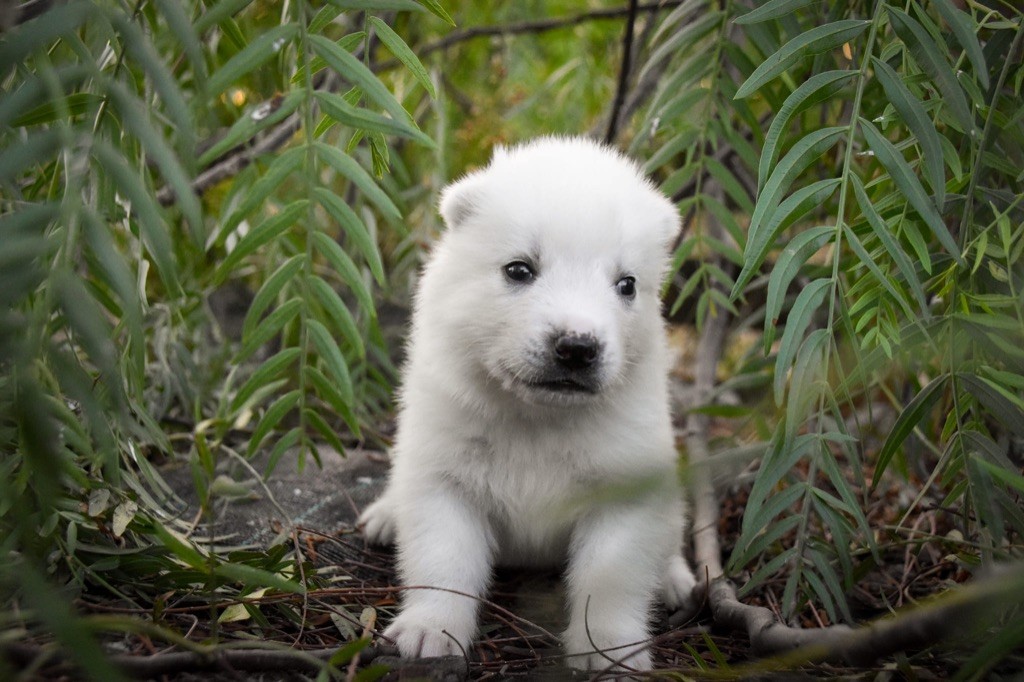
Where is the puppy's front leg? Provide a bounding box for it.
[385,486,493,658]
[563,504,674,672]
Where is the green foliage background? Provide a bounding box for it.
[0,0,1022,678]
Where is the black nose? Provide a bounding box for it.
[553,333,600,370]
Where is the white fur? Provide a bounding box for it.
[359,136,695,671]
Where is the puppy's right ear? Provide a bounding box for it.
[438,171,487,229]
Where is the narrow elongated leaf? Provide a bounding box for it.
[311,231,375,316]
[873,374,949,487]
[109,13,194,154]
[0,1,90,70]
[313,187,385,284]
[236,297,302,363]
[304,365,360,436]
[153,0,208,89]
[764,225,833,350]
[315,142,401,219]
[249,388,301,455]
[214,146,305,249]
[734,148,843,299]
[0,129,61,185]
[774,279,831,405]
[214,560,305,594]
[736,0,817,25]
[304,408,346,458]
[310,34,414,127]
[242,254,305,339]
[11,93,103,127]
[0,67,89,128]
[859,117,960,260]
[308,319,355,405]
[887,8,973,131]
[960,374,1024,437]
[93,142,181,296]
[199,91,303,167]
[760,71,856,190]
[871,57,945,205]
[932,0,988,89]
[314,91,433,147]
[215,200,309,284]
[414,0,456,25]
[105,80,203,243]
[208,24,299,97]
[232,347,302,413]
[842,224,916,319]
[194,0,255,33]
[308,276,365,359]
[850,175,928,313]
[151,522,206,568]
[368,16,435,97]
[327,0,425,13]
[736,20,870,99]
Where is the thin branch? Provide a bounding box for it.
[411,1,684,62]
[604,0,640,145]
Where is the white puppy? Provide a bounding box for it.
[359,136,695,671]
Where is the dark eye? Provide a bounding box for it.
[504,261,535,284]
[616,276,636,299]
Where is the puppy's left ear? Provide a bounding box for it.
[649,194,682,251]
[438,171,488,230]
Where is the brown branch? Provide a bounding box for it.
[411,1,684,62]
[604,0,640,145]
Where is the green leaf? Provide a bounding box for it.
[310,34,415,127]
[313,187,385,285]
[774,278,831,405]
[236,297,303,363]
[308,276,365,359]
[842,224,916,320]
[242,254,305,340]
[0,1,90,71]
[368,16,436,97]
[215,200,309,285]
[734,162,843,298]
[859,117,960,261]
[0,129,61,186]
[249,389,302,455]
[208,24,299,97]
[311,231,376,317]
[959,374,1024,437]
[304,408,346,458]
[870,57,945,206]
[214,561,305,595]
[764,225,833,351]
[10,92,103,127]
[314,91,434,147]
[151,521,206,569]
[304,366,360,437]
[850,174,929,314]
[932,0,988,89]
[153,0,208,90]
[315,141,401,219]
[264,427,303,478]
[105,79,203,244]
[194,0,256,34]
[759,70,856,190]
[92,141,182,296]
[214,146,305,249]
[735,0,818,25]
[232,348,302,413]
[327,0,426,13]
[735,20,870,99]
[413,0,456,26]
[199,91,303,167]
[308,319,354,405]
[873,374,949,487]
[887,8,973,131]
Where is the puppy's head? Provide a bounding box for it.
[423,136,679,407]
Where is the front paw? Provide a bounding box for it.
[663,553,697,612]
[383,609,473,659]
[357,497,396,545]
[563,621,652,672]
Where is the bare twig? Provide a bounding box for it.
[604,0,640,145]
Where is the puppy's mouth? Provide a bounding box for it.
[527,377,598,394]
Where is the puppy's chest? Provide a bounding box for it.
[453,432,590,518]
